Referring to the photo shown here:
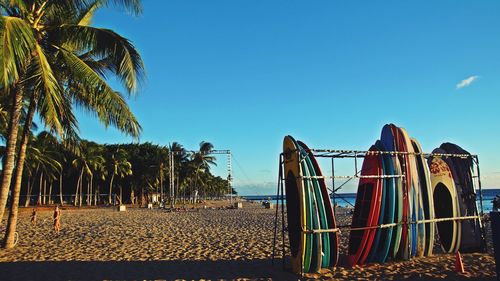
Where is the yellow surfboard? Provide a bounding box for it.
[283,136,307,273]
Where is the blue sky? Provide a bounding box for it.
[75,1,500,194]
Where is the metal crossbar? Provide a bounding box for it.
[287,148,476,159]
[303,215,482,234]
[299,175,405,180]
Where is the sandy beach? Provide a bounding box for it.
[0,201,496,280]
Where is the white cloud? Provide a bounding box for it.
[456,75,479,89]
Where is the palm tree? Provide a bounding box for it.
[1,0,145,248]
[86,144,105,206]
[169,142,189,203]
[21,132,61,206]
[189,141,216,203]
[90,150,107,205]
[72,144,90,207]
[71,141,104,206]
[108,148,132,205]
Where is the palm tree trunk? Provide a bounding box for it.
[48,181,53,205]
[108,173,115,204]
[0,86,24,223]
[87,178,91,206]
[42,179,46,205]
[75,170,83,206]
[90,175,94,205]
[160,165,163,203]
[79,177,83,207]
[24,175,32,207]
[94,185,98,206]
[59,173,64,206]
[38,172,43,205]
[3,93,37,248]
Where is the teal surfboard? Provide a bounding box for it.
[299,142,328,270]
[296,142,322,272]
[375,141,396,263]
[299,140,339,268]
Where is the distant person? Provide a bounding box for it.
[30,208,37,226]
[53,206,61,233]
[493,195,500,211]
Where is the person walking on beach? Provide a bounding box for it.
[53,206,61,233]
[30,208,37,226]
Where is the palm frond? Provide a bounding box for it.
[28,43,65,135]
[51,25,145,94]
[76,1,100,26]
[57,46,141,138]
[0,15,36,89]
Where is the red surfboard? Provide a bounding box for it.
[391,124,411,260]
[347,145,383,266]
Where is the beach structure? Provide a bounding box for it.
[274,126,487,276]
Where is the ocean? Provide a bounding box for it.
[242,188,500,213]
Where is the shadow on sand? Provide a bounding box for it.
[0,258,297,281]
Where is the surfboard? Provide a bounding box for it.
[439,143,484,252]
[347,145,383,266]
[366,140,396,263]
[412,138,435,256]
[380,124,404,260]
[291,138,323,272]
[432,148,462,253]
[391,151,404,259]
[400,128,425,257]
[429,156,460,253]
[299,141,339,268]
[283,136,307,273]
[373,140,396,263]
[391,125,411,260]
[297,142,325,272]
[399,127,425,256]
[365,142,388,264]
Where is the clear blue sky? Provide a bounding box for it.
[75,1,500,194]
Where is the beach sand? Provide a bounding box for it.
[0,201,496,280]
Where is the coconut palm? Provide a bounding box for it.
[84,144,105,206]
[189,141,216,203]
[90,149,107,205]
[71,142,102,206]
[169,142,188,203]
[71,144,90,207]
[1,0,145,248]
[108,148,132,204]
[21,132,62,206]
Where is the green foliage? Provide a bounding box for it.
[15,133,233,204]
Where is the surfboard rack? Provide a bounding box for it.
[272,148,488,276]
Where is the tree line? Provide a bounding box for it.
[16,134,233,207]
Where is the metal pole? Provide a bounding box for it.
[331,157,336,210]
[170,151,175,208]
[280,154,286,269]
[475,155,484,216]
[474,155,488,251]
[272,154,282,266]
[354,152,358,176]
[228,152,232,204]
